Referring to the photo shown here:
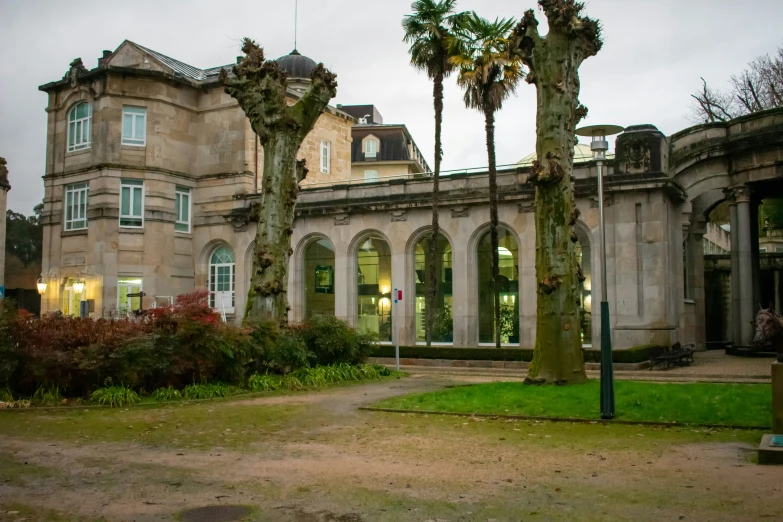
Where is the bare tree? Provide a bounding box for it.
[690,45,783,123]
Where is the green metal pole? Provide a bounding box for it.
[600,300,615,418]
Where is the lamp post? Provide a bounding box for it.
[576,124,624,420]
[36,275,48,295]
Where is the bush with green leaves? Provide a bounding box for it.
[247,373,282,392]
[31,386,63,406]
[263,328,313,373]
[152,386,182,402]
[298,315,377,366]
[90,385,139,407]
[182,382,237,400]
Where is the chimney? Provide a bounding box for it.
[98,50,112,67]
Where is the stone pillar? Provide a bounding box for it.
[728,191,741,346]
[773,362,783,434]
[734,186,755,347]
[0,158,9,296]
[691,217,708,350]
[750,198,762,310]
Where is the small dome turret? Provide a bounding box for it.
[275,49,317,79]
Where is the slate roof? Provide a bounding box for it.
[133,43,224,81]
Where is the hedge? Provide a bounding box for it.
[370,344,659,364]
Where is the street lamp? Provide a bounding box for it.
[36,275,48,295]
[576,123,624,420]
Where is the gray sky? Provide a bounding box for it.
[1,0,781,214]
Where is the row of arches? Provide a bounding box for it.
[206,225,593,346]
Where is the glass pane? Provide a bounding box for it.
[174,193,181,220]
[123,114,132,138]
[121,186,130,215]
[69,122,75,147]
[211,246,235,264]
[304,239,336,318]
[356,236,392,342]
[66,191,73,222]
[132,187,142,216]
[84,117,90,144]
[175,222,188,232]
[77,103,87,119]
[135,114,145,140]
[79,190,86,219]
[181,194,189,222]
[415,233,453,342]
[477,229,519,344]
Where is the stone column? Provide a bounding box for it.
[728,191,741,346]
[691,217,708,350]
[734,186,755,347]
[750,198,762,310]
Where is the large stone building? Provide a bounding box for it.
[38,41,783,351]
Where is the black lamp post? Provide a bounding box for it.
[576,124,624,420]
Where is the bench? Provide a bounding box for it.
[649,342,695,370]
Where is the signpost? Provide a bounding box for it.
[394,288,402,370]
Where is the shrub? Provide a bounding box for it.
[264,329,313,373]
[90,385,140,407]
[299,315,377,366]
[247,373,282,392]
[182,382,235,400]
[152,386,182,402]
[31,386,63,407]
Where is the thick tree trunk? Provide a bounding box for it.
[426,74,444,346]
[245,133,301,323]
[484,106,502,349]
[525,30,587,384]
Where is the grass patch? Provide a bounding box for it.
[372,380,772,427]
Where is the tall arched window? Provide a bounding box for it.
[209,246,235,314]
[477,228,520,344]
[67,102,92,152]
[304,238,335,318]
[356,235,392,342]
[414,233,453,343]
[575,234,592,347]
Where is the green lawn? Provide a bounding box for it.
[372,380,772,427]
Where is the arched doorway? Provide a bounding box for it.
[303,238,336,318]
[356,235,392,341]
[209,246,235,314]
[414,233,453,343]
[477,228,520,345]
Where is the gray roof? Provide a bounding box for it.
[134,42,230,81]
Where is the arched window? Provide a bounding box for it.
[477,228,520,344]
[209,246,235,313]
[414,233,453,343]
[356,235,392,342]
[67,102,91,152]
[304,238,335,318]
[575,234,592,347]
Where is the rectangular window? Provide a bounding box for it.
[366,139,377,159]
[320,140,331,174]
[364,170,378,183]
[63,182,89,231]
[120,179,144,228]
[118,277,143,316]
[174,186,191,233]
[122,106,146,146]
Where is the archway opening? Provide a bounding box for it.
[209,246,235,314]
[304,238,335,318]
[477,228,519,344]
[575,232,592,347]
[356,235,392,342]
[414,233,453,343]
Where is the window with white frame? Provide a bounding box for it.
[118,277,143,316]
[122,106,146,146]
[364,170,379,182]
[120,179,144,228]
[209,246,235,314]
[67,102,91,152]
[63,182,89,231]
[320,140,331,174]
[174,186,191,233]
[366,139,377,159]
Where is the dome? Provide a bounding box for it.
[515,143,613,167]
[275,49,317,79]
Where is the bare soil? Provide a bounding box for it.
[1,375,781,521]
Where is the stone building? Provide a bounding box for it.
[37,41,783,351]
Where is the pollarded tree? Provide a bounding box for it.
[453,13,525,349]
[403,0,464,347]
[511,0,602,383]
[220,39,337,323]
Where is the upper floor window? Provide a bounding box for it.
[366,139,377,159]
[175,186,191,233]
[67,102,91,152]
[122,106,146,146]
[120,179,144,228]
[364,170,378,183]
[320,140,331,174]
[64,182,89,231]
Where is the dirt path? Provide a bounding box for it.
[1,375,782,522]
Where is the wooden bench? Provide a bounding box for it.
[649,342,695,370]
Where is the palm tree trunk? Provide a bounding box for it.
[426,73,445,346]
[484,105,501,349]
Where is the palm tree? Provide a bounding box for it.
[453,13,525,348]
[403,0,463,347]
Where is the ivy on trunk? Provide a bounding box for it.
[220,39,337,324]
[512,0,602,384]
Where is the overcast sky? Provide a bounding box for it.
[1,0,781,214]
